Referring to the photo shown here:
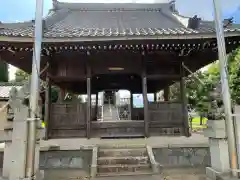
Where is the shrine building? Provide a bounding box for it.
[0,0,240,139]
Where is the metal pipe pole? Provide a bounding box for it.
[25,0,44,178]
[212,0,238,176]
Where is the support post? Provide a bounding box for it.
[86,54,91,139]
[58,89,65,102]
[95,92,98,121]
[44,73,51,140]
[213,0,238,176]
[142,53,149,137]
[180,63,190,137]
[142,76,149,137]
[87,78,91,138]
[154,93,157,102]
[164,87,169,101]
[130,92,133,120]
[25,0,44,178]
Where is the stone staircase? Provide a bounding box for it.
[96,145,156,177]
[103,104,119,121]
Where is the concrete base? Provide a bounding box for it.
[0,170,44,180]
[146,146,161,173]
[209,138,230,173]
[1,134,209,152]
[206,167,231,180]
[90,147,98,178]
[0,134,210,179]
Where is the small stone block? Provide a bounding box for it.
[206,167,230,180]
[204,120,226,138]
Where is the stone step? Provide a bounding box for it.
[98,156,149,165]
[99,144,146,149]
[97,164,151,174]
[98,148,147,157]
[96,170,154,177]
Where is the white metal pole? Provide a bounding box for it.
[212,0,238,176]
[25,0,44,177]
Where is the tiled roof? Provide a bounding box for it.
[0,2,239,39]
[0,85,22,99]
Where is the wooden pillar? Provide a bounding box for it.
[164,87,169,101]
[44,74,51,140]
[86,54,91,139]
[87,78,91,138]
[58,88,65,102]
[130,93,133,120]
[142,53,149,137]
[154,93,157,102]
[180,62,190,137]
[95,92,99,120]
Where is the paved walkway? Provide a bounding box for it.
[0,133,208,152]
[103,104,119,121]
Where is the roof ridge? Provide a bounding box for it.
[44,8,70,29]
[160,9,185,28]
[0,21,33,29]
[52,0,173,11]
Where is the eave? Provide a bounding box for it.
[0,31,240,43]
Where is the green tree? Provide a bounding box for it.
[229,48,240,104]
[15,69,29,82]
[0,61,9,82]
[179,47,240,114]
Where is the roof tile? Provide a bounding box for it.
[0,86,22,99]
[0,3,239,39]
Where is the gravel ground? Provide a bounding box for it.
[0,167,208,180]
[42,167,208,180]
[161,167,208,180]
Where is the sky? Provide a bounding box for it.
[0,0,239,22]
[0,0,240,80]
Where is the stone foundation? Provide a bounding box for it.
[1,147,210,178]
[153,147,210,167]
[40,150,92,172]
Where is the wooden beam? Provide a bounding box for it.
[44,73,51,140]
[142,54,149,137]
[49,75,86,82]
[147,74,181,80]
[180,62,190,137]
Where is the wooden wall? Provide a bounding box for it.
[49,103,87,138]
[148,102,185,136]
[48,101,186,138]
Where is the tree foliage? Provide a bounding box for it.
[169,47,240,114]
[0,61,9,82]
[15,69,29,82]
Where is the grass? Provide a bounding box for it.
[190,117,208,132]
